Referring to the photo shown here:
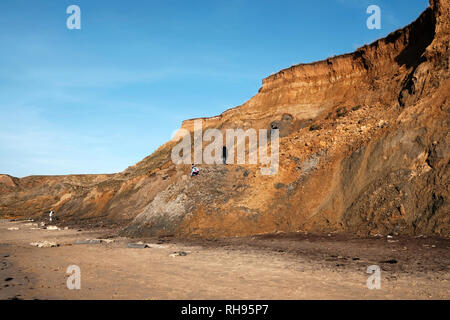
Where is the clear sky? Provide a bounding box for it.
[0,0,429,177]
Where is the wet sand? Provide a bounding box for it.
[0,219,449,300]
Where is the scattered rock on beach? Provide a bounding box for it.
[30,241,59,248]
[127,243,149,249]
[98,239,114,244]
[74,239,102,245]
[169,251,187,257]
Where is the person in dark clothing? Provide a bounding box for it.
[222,146,227,165]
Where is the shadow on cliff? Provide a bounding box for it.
[394,7,436,69]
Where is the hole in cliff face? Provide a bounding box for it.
[269,119,294,138]
[282,113,293,122]
[270,121,280,130]
[395,8,436,69]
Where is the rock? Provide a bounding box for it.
[380,259,398,264]
[7,227,19,231]
[46,226,59,230]
[377,120,388,128]
[30,241,59,248]
[127,243,149,249]
[373,233,383,237]
[147,243,165,248]
[169,251,187,257]
[74,239,102,245]
[336,107,347,117]
[98,239,114,244]
[24,223,38,227]
[274,183,285,189]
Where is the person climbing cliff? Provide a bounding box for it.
[222,146,227,165]
[190,164,199,177]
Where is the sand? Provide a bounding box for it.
[0,219,448,300]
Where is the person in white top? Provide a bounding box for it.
[49,210,54,222]
[190,164,199,177]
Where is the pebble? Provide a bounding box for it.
[170,251,187,257]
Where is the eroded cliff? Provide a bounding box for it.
[1,0,448,237]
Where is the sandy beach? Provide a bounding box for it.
[0,219,448,300]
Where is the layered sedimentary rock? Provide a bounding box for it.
[1,0,448,237]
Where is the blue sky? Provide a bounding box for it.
[0,0,428,177]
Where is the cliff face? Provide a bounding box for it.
[1,0,449,237]
[182,4,436,134]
